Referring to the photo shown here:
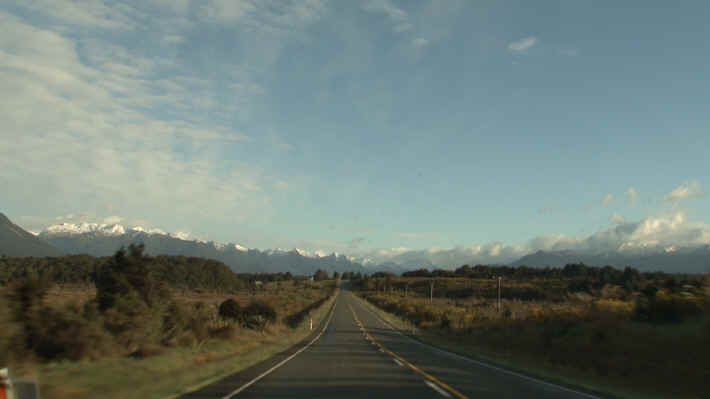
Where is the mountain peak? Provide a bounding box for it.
[42,222,126,236]
[0,213,64,257]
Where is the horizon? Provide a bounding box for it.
[3,1,709,266]
[4,210,710,271]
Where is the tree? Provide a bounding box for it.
[96,244,166,311]
[314,269,329,281]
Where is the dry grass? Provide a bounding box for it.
[7,281,337,399]
[357,290,710,399]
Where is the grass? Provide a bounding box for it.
[12,282,338,399]
[353,291,710,399]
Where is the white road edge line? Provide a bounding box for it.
[352,293,600,399]
[393,358,404,367]
[425,380,452,398]
[221,297,338,399]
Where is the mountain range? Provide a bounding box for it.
[511,247,710,274]
[2,213,709,274]
[36,221,368,275]
[0,213,64,257]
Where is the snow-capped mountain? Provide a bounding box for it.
[38,222,366,275]
[44,222,127,236]
[510,245,710,273]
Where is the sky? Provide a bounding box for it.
[2,0,709,264]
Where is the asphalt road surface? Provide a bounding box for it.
[182,290,600,399]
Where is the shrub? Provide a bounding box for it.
[594,299,635,318]
[634,290,704,323]
[243,300,277,330]
[0,294,22,364]
[102,293,165,352]
[27,303,115,361]
[218,298,243,323]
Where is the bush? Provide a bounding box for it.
[102,293,165,352]
[0,294,22,364]
[594,299,635,318]
[243,300,277,330]
[218,298,243,323]
[634,290,704,323]
[26,303,115,361]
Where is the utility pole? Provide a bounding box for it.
[497,276,502,312]
[429,279,435,303]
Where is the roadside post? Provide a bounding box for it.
[0,368,13,399]
[497,276,502,312]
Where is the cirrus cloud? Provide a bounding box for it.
[663,181,706,205]
[508,36,538,52]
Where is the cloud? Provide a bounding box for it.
[663,181,706,204]
[103,216,123,225]
[198,0,328,30]
[610,213,625,225]
[626,187,638,207]
[600,194,614,206]
[412,38,429,47]
[363,0,412,33]
[396,232,444,240]
[16,0,139,30]
[398,233,428,239]
[508,36,538,52]
[0,9,279,235]
[347,237,367,249]
[356,210,710,269]
[559,49,579,57]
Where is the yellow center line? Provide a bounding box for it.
[348,304,469,399]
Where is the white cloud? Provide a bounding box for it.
[170,231,191,240]
[200,0,327,29]
[663,181,706,204]
[0,10,276,234]
[363,0,412,33]
[356,210,710,268]
[600,193,614,206]
[274,180,289,189]
[626,187,638,206]
[412,38,429,47]
[397,232,443,239]
[610,213,625,225]
[508,36,538,52]
[103,216,123,225]
[16,0,139,30]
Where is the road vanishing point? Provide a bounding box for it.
[181,290,600,399]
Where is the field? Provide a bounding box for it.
[38,281,337,399]
[1,263,338,399]
[355,275,710,399]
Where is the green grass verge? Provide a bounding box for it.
[37,291,338,399]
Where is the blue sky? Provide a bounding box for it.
[2,0,709,263]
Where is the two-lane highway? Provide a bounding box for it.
[182,291,600,399]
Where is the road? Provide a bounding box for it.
[182,290,600,399]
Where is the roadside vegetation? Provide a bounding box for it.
[0,244,338,398]
[354,264,710,399]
